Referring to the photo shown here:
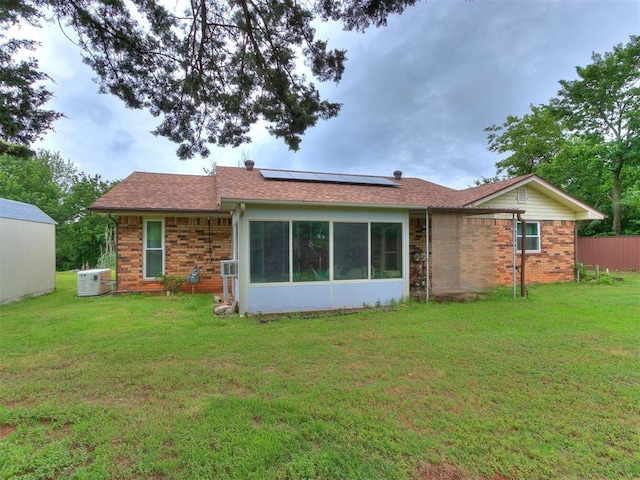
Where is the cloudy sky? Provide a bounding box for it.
[20,0,640,189]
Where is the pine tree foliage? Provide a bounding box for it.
[0,35,63,145]
[2,0,419,157]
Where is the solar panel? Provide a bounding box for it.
[313,173,337,182]
[260,170,399,187]
[290,172,320,181]
[359,176,398,186]
[261,170,293,180]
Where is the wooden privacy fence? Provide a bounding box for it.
[577,236,640,272]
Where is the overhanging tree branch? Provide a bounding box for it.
[2,0,419,155]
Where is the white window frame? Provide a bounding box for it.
[517,221,541,253]
[248,219,403,284]
[143,218,165,279]
[249,220,290,284]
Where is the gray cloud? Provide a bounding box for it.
[56,95,114,127]
[255,0,639,188]
[110,130,136,156]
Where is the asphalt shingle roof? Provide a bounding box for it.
[90,172,218,212]
[88,168,537,213]
[0,198,56,224]
[214,166,459,208]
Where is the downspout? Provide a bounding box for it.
[425,208,429,302]
[107,212,119,293]
[512,214,516,298]
[237,205,246,316]
[207,217,212,261]
[574,222,579,282]
[516,212,526,298]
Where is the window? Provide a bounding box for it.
[334,222,403,280]
[517,221,540,252]
[250,221,289,283]
[249,219,404,283]
[293,221,329,282]
[334,223,368,280]
[371,223,402,278]
[144,219,164,279]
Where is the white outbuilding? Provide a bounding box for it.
[0,198,57,304]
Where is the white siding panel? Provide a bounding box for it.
[480,187,577,220]
[245,280,404,314]
[0,218,56,304]
[248,283,332,313]
[331,279,404,309]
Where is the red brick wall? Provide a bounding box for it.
[457,217,498,290]
[527,219,575,283]
[117,213,574,295]
[494,219,515,285]
[116,215,232,293]
[409,215,577,292]
[427,215,500,292]
[495,219,576,285]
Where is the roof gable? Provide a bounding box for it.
[450,175,537,207]
[456,174,605,220]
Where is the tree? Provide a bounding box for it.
[485,36,640,234]
[0,139,34,158]
[0,148,62,214]
[1,0,418,158]
[0,37,63,145]
[0,148,117,269]
[552,36,640,234]
[0,5,63,145]
[56,171,117,270]
[485,104,566,177]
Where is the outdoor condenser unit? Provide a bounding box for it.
[77,269,112,297]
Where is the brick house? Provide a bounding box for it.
[90,162,604,315]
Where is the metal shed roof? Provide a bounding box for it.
[0,198,57,225]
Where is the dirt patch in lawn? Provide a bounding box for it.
[416,463,512,480]
[0,425,17,440]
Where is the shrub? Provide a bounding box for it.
[156,274,185,293]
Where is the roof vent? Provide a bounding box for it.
[244,160,255,171]
[393,170,402,180]
[517,187,527,203]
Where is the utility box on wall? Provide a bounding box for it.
[77,269,112,297]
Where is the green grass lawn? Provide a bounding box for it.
[1,272,639,479]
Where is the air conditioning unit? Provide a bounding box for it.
[220,260,238,277]
[219,260,238,303]
[77,269,112,297]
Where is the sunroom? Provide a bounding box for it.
[230,204,409,315]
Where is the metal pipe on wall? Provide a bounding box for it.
[107,212,119,293]
[512,214,517,298]
[425,209,429,302]
[516,212,526,298]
